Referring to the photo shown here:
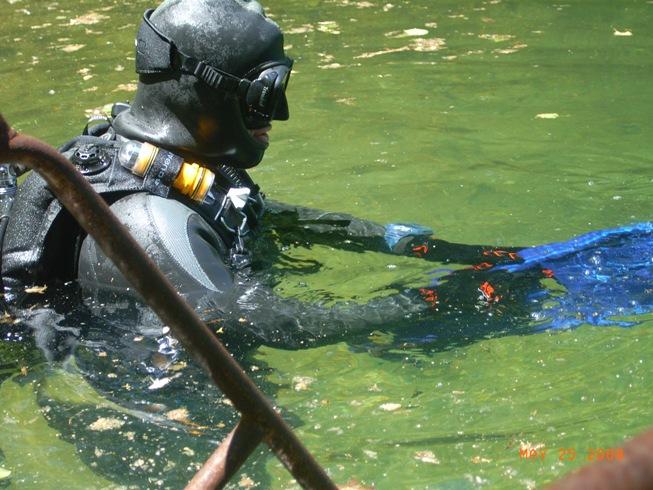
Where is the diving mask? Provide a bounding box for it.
[137,8,292,128]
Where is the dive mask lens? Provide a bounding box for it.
[242,62,292,128]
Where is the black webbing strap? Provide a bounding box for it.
[136,8,250,96]
[175,52,249,94]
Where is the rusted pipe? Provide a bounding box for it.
[186,417,264,490]
[548,427,653,490]
[0,114,336,490]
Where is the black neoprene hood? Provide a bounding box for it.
[112,0,290,169]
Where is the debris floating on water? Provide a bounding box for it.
[355,46,411,59]
[60,44,85,53]
[112,83,138,92]
[379,402,401,411]
[285,24,314,35]
[471,455,492,464]
[613,28,633,37]
[0,311,15,324]
[479,33,514,42]
[293,375,316,391]
[238,474,256,488]
[412,38,446,52]
[69,12,109,26]
[317,21,341,35]
[165,407,191,423]
[169,361,187,372]
[339,479,374,490]
[535,113,560,119]
[148,373,181,390]
[385,28,429,38]
[414,450,440,464]
[319,63,344,69]
[88,417,125,431]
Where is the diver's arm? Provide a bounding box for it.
[75,194,433,349]
[199,258,544,351]
[197,275,430,349]
[264,200,388,250]
[76,194,526,352]
[264,200,521,266]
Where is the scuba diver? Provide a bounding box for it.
[2,0,653,354]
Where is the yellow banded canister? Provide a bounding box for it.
[117,140,215,203]
[173,162,215,202]
[118,140,159,176]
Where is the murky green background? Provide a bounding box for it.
[2,0,653,488]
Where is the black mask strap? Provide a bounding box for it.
[136,9,249,94]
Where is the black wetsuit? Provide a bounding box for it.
[1,120,550,351]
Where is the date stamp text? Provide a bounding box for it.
[519,446,624,462]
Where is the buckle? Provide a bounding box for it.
[192,62,220,89]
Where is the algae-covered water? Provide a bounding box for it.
[2,0,653,488]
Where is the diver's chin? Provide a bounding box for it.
[248,125,271,148]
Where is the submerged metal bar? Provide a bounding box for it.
[185,417,264,490]
[548,427,653,490]
[0,115,336,489]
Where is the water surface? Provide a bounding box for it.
[1,0,653,488]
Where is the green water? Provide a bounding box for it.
[2,0,653,488]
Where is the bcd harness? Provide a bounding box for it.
[1,104,265,290]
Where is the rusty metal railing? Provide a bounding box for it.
[0,114,336,489]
